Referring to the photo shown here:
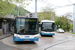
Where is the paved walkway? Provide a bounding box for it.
[0,33,13,40]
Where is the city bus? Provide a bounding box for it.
[40,20,56,37]
[13,17,39,41]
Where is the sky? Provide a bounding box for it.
[25,0,75,17]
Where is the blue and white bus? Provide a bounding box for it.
[40,20,56,37]
[14,17,39,41]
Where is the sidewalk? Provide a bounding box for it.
[0,33,13,40]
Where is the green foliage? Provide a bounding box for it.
[4,0,33,8]
[72,32,75,34]
[11,9,17,16]
[0,0,31,17]
[0,0,16,17]
[38,6,55,21]
[70,24,73,31]
[11,6,30,16]
[55,16,72,31]
[19,7,30,16]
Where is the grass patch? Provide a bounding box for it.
[72,32,75,34]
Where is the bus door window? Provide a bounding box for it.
[25,25,28,31]
[20,19,25,33]
[16,19,20,33]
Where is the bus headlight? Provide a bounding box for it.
[14,34,20,38]
[34,34,40,38]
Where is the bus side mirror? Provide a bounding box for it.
[54,25,57,30]
[39,24,41,33]
[39,24,42,27]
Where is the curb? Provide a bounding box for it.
[0,34,13,40]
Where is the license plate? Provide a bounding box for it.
[24,40,30,41]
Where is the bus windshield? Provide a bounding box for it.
[41,22,55,32]
[14,18,38,34]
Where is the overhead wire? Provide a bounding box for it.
[38,0,73,9]
[38,0,58,8]
[68,0,73,3]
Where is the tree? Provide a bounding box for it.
[0,0,32,17]
[63,12,72,31]
[11,6,30,16]
[4,0,33,8]
[11,9,17,16]
[0,0,16,17]
[38,6,55,21]
[70,24,73,32]
[55,12,72,31]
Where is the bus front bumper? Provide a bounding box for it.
[41,32,55,35]
[14,37,39,41]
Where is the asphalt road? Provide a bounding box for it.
[1,32,75,50]
[47,39,75,50]
[0,40,22,50]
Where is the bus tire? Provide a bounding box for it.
[41,35,43,37]
[50,35,53,37]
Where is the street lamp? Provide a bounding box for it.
[73,3,75,33]
[17,0,20,17]
[35,0,37,18]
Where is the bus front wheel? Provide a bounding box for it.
[50,35,53,37]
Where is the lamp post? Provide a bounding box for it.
[17,5,19,17]
[35,0,37,17]
[17,0,20,17]
[73,3,75,33]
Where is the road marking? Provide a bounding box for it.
[31,37,75,50]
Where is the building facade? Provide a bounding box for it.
[25,13,35,17]
[0,14,15,34]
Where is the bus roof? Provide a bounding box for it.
[41,20,55,23]
[15,17,38,19]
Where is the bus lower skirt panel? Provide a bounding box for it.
[41,32,55,35]
[14,37,39,41]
